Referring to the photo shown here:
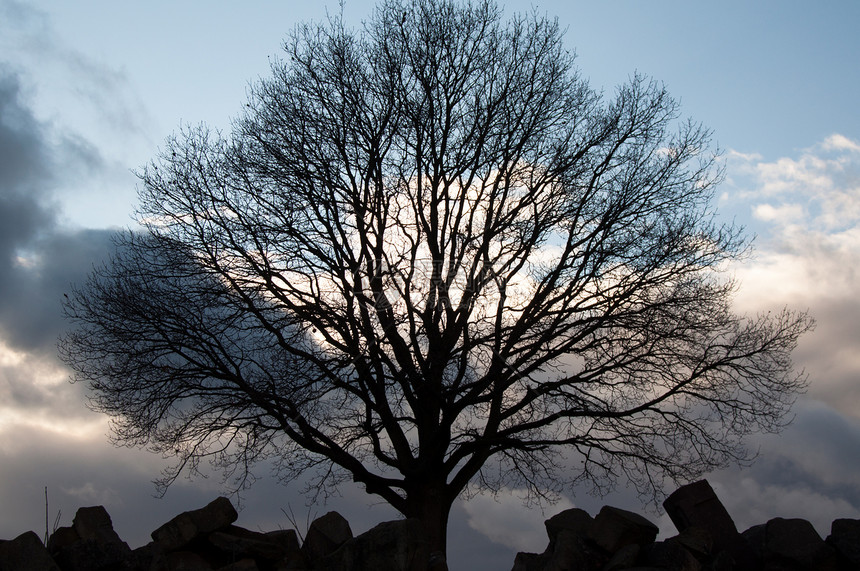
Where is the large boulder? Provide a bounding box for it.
[645,540,702,571]
[207,525,292,564]
[214,559,259,571]
[512,507,605,571]
[126,542,169,571]
[316,518,432,571]
[300,511,353,563]
[510,551,547,571]
[49,505,132,571]
[164,549,215,570]
[664,480,738,553]
[587,505,659,554]
[543,508,592,552]
[827,518,860,567]
[665,525,713,561]
[602,543,639,571]
[743,517,843,570]
[151,497,239,551]
[0,531,60,571]
[263,529,306,568]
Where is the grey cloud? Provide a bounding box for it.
[793,299,860,419]
[708,400,860,535]
[0,228,116,353]
[0,66,114,353]
[0,71,55,261]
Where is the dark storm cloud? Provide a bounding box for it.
[0,68,113,354]
[0,228,116,353]
[707,400,860,535]
[0,71,54,247]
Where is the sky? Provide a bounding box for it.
[1,0,859,568]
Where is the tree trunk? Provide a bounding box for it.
[407,483,452,562]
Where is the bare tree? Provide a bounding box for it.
[60,0,812,559]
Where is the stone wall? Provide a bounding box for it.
[512,480,860,571]
[0,480,858,570]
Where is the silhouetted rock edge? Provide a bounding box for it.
[1,480,858,570]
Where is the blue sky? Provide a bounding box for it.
[1,1,859,569]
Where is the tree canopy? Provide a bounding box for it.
[60,0,813,559]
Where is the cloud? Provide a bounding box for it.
[462,488,576,552]
[823,134,860,154]
[707,400,860,537]
[0,0,153,146]
[723,135,860,419]
[0,75,115,352]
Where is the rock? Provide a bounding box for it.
[300,511,353,562]
[263,529,301,553]
[827,518,860,566]
[745,517,843,570]
[316,518,431,571]
[664,480,739,553]
[666,526,713,561]
[208,525,289,563]
[73,505,126,545]
[587,505,659,554]
[50,505,132,571]
[428,550,449,571]
[544,508,593,551]
[151,497,239,551]
[510,551,546,571]
[214,559,259,571]
[263,529,306,568]
[645,540,702,571]
[604,543,640,570]
[703,550,736,571]
[0,531,61,571]
[126,541,169,571]
[544,527,606,571]
[165,549,215,570]
[46,525,80,554]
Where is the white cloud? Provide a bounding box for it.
[725,135,860,418]
[62,482,124,507]
[823,134,860,154]
[751,202,803,223]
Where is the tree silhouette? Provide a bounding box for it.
[60,0,812,560]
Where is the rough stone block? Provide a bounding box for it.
[645,540,702,571]
[300,511,352,562]
[316,518,430,571]
[827,518,860,566]
[151,497,238,551]
[544,508,593,550]
[0,531,60,571]
[603,542,640,571]
[761,517,841,570]
[587,505,659,554]
[48,506,132,571]
[510,551,546,571]
[47,525,80,555]
[544,527,605,571]
[666,526,713,560]
[664,480,738,551]
[263,529,301,553]
[127,542,169,571]
[215,559,259,571]
[73,505,125,545]
[166,549,215,570]
[208,525,287,562]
